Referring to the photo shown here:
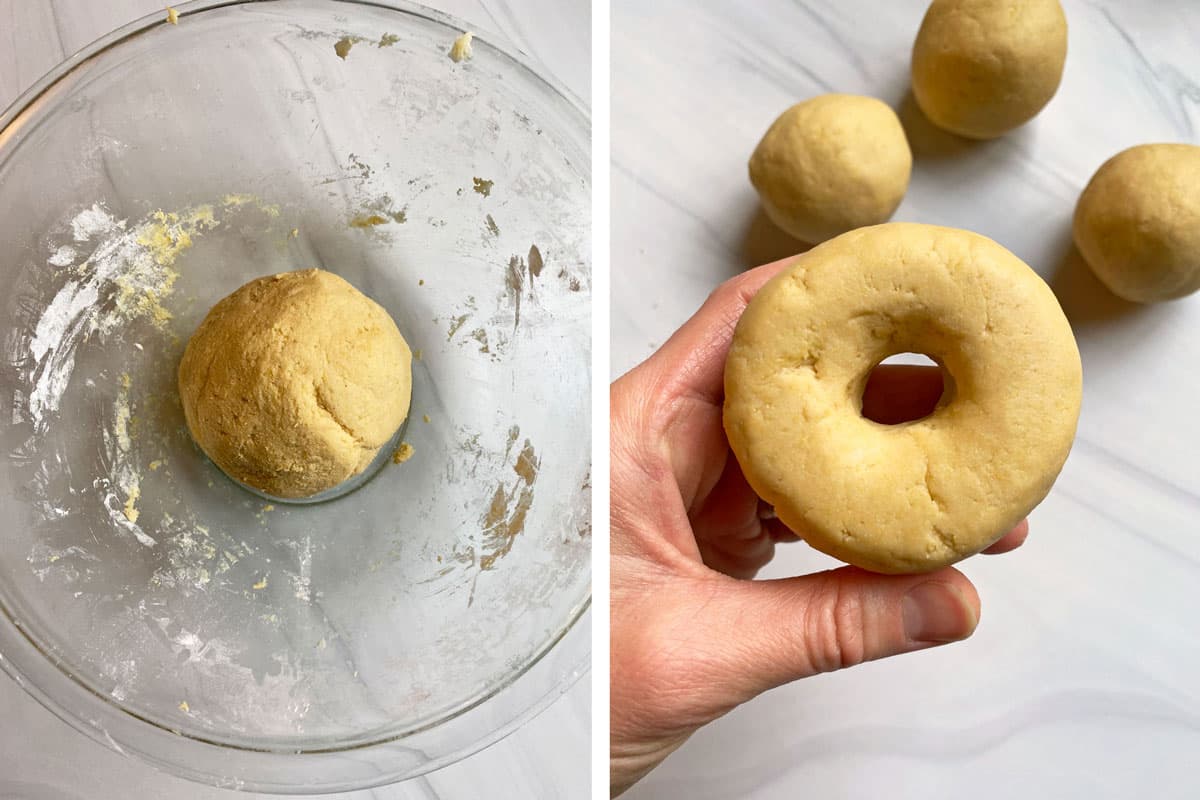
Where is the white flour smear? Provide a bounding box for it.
[5,196,333,736]
[14,202,219,555]
[24,203,213,432]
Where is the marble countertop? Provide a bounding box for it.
[0,1,589,798]
[614,1,1200,798]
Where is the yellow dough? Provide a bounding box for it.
[178,269,412,498]
[748,94,912,245]
[911,0,1067,140]
[1073,143,1200,303]
[723,223,1081,574]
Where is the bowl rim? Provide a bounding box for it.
[0,0,592,791]
[0,0,591,130]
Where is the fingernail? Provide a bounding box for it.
[903,582,977,643]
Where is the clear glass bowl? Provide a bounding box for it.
[0,0,590,792]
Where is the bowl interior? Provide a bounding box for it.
[0,0,590,758]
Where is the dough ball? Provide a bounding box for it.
[1073,143,1200,303]
[911,0,1067,140]
[748,94,912,245]
[178,269,412,498]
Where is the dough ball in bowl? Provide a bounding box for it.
[178,269,412,499]
[748,94,912,245]
[911,0,1067,140]
[1073,143,1200,303]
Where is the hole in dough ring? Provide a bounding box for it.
[723,223,1082,574]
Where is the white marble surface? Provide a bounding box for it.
[614,1,1200,798]
[0,1,589,798]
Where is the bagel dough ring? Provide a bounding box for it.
[1073,143,1200,303]
[178,269,412,499]
[749,94,912,245]
[911,0,1068,140]
[723,223,1081,574]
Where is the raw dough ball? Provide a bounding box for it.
[1073,143,1200,303]
[748,94,912,245]
[911,0,1067,140]
[724,223,1081,574]
[178,269,412,498]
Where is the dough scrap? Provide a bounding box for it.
[450,31,474,63]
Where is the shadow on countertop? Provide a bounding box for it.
[894,88,1044,164]
[1050,239,1150,329]
[896,89,991,161]
[739,206,812,271]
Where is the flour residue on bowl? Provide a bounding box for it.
[504,255,526,330]
[10,196,293,570]
[437,245,563,362]
[22,202,216,431]
[419,424,545,589]
[472,176,493,197]
[20,202,222,548]
[499,245,552,334]
[347,193,408,231]
[479,428,540,570]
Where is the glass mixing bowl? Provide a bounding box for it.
[0,0,590,792]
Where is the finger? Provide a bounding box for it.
[690,454,762,543]
[699,566,980,700]
[630,255,803,410]
[697,532,775,580]
[861,364,945,424]
[691,456,773,578]
[692,459,789,578]
[982,519,1029,555]
[614,258,805,510]
[764,517,801,543]
[756,504,805,542]
[694,514,796,579]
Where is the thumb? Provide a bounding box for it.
[704,566,981,700]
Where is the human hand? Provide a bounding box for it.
[609,257,1028,796]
